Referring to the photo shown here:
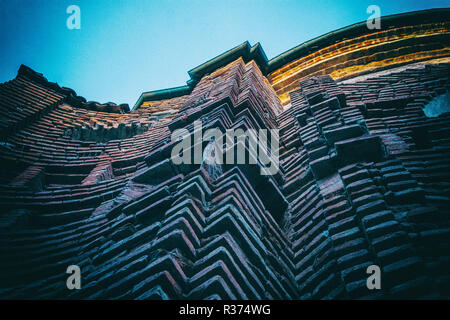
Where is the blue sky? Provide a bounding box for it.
[0,0,448,106]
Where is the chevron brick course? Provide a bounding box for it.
[1,10,450,299]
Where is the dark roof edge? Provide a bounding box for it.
[134,85,192,109]
[17,64,131,113]
[18,64,81,99]
[134,8,449,110]
[132,41,269,110]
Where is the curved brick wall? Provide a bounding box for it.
[0,10,449,300]
[268,22,450,105]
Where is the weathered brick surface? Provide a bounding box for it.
[0,39,449,300]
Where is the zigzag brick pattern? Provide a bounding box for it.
[0,57,449,299]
